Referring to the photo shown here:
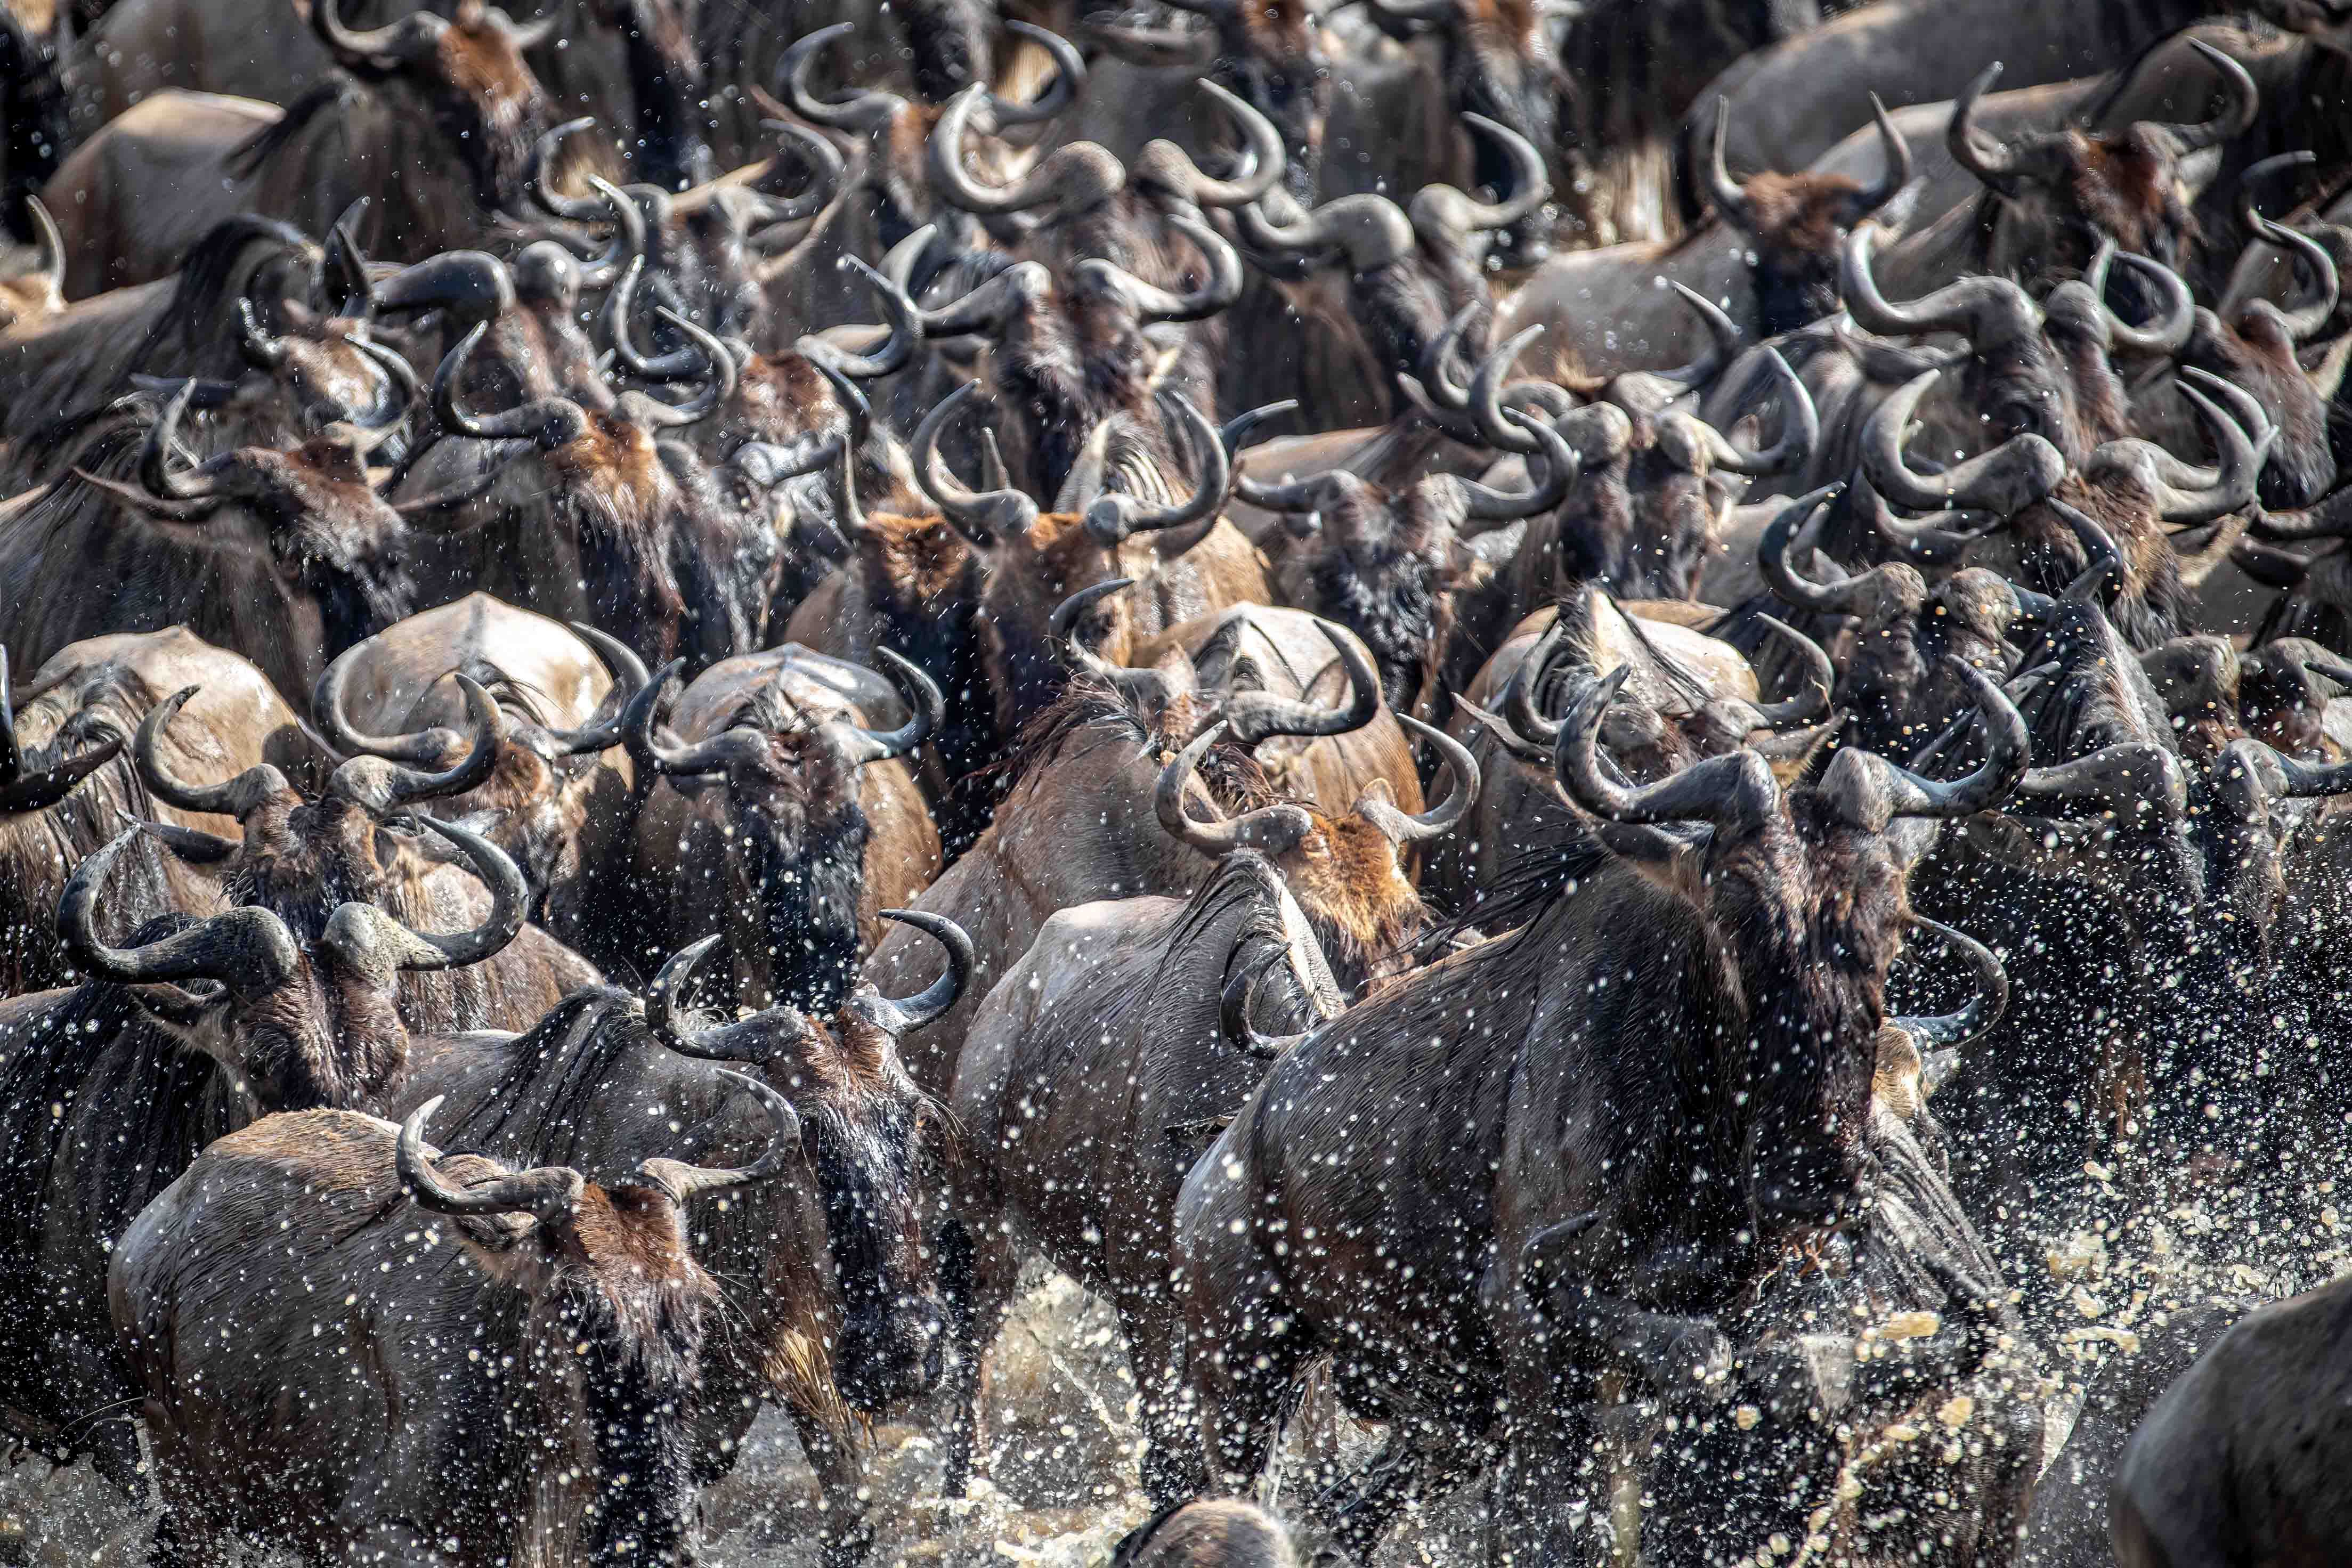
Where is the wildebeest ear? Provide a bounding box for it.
[1595,820,1705,903]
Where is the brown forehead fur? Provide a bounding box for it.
[735,355,833,442]
[863,510,980,605]
[1464,0,1540,51]
[1729,171,1871,258]
[1236,0,1317,54]
[436,15,542,121]
[2050,128,2196,259]
[566,1182,703,1289]
[1280,813,1423,969]
[549,412,670,517]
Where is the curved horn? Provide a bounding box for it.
[1755,485,1875,615]
[1841,94,1914,222]
[371,250,515,326]
[862,909,976,1035]
[742,120,846,234]
[1866,660,2031,817]
[1410,114,1550,244]
[1146,79,1284,208]
[800,256,921,380]
[1696,349,1816,477]
[2014,738,2189,817]
[1222,619,1380,746]
[384,816,528,970]
[1049,578,1146,688]
[1945,62,2022,190]
[2155,376,2265,524]
[22,196,62,299]
[1358,714,1479,843]
[637,1069,804,1206]
[528,117,606,222]
[911,382,1037,548]
[1556,666,1778,828]
[928,84,1124,217]
[776,23,905,132]
[1083,392,1230,546]
[1746,614,1836,728]
[1156,721,1313,857]
[2152,40,2260,157]
[2085,240,2196,358]
[988,20,1086,126]
[836,649,942,768]
[1076,212,1242,327]
[0,648,121,815]
[1221,946,1310,1059]
[60,828,298,992]
[311,0,443,69]
[539,623,653,755]
[623,308,737,426]
[1892,914,2008,1049]
[134,687,290,820]
[1708,99,1753,230]
[1861,370,2064,515]
[313,656,450,766]
[327,675,502,814]
[1238,192,1416,274]
[1842,226,2037,345]
[2239,152,2340,343]
[398,1098,583,1225]
[1443,407,1578,522]
[433,324,585,446]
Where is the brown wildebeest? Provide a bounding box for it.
[864,606,1468,1108]
[945,849,1342,1502]
[1112,1497,1301,1567]
[1175,656,2032,1559]
[0,379,449,710]
[112,1071,797,1568]
[393,913,973,1567]
[0,811,524,1486]
[43,0,562,291]
[133,673,602,1033]
[0,628,326,993]
[620,643,944,1010]
[312,594,649,923]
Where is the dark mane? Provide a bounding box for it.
[126,214,318,372]
[995,673,1276,806]
[223,78,359,182]
[433,987,640,1167]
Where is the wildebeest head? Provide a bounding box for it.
[1709,96,1914,336]
[60,814,524,1112]
[648,915,970,1412]
[314,623,650,903]
[899,380,1235,733]
[1084,0,1332,206]
[0,646,124,820]
[777,19,1085,247]
[1843,229,2187,466]
[1552,582,2031,1229]
[627,648,942,1012]
[0,196,62,334]
[412,315,772,664]
[1234,389,1579,708]
[535,117,845,339]
[1358,0,1562,265]
[1945,46,2257,287]
[73,383,421,662]
[394,1067,796,1561]
[2173,154,2348,510]
[310,0,560,219]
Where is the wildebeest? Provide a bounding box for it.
[2110,1277,2352,1566]
[945,847,1346,1502]
[45,0,566,291]
[111,1071,798,1568]
[393,914,971,1566]
[1176,655,2030,1558]
[1112,1497,1301,1568]
[618,643,944,1010]
[0,628,320,993]
[0,811,524,1485]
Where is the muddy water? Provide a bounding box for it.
[0,1191,2322,1568]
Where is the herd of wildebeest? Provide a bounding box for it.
[10,0,2352,1562]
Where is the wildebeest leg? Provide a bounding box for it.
[1311,1420,1487,1563]
[937,1212,1019,1499]
[791,1405,877,1567]
[1114,1290,1206,1508]
[1190,1262,1312,1497]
